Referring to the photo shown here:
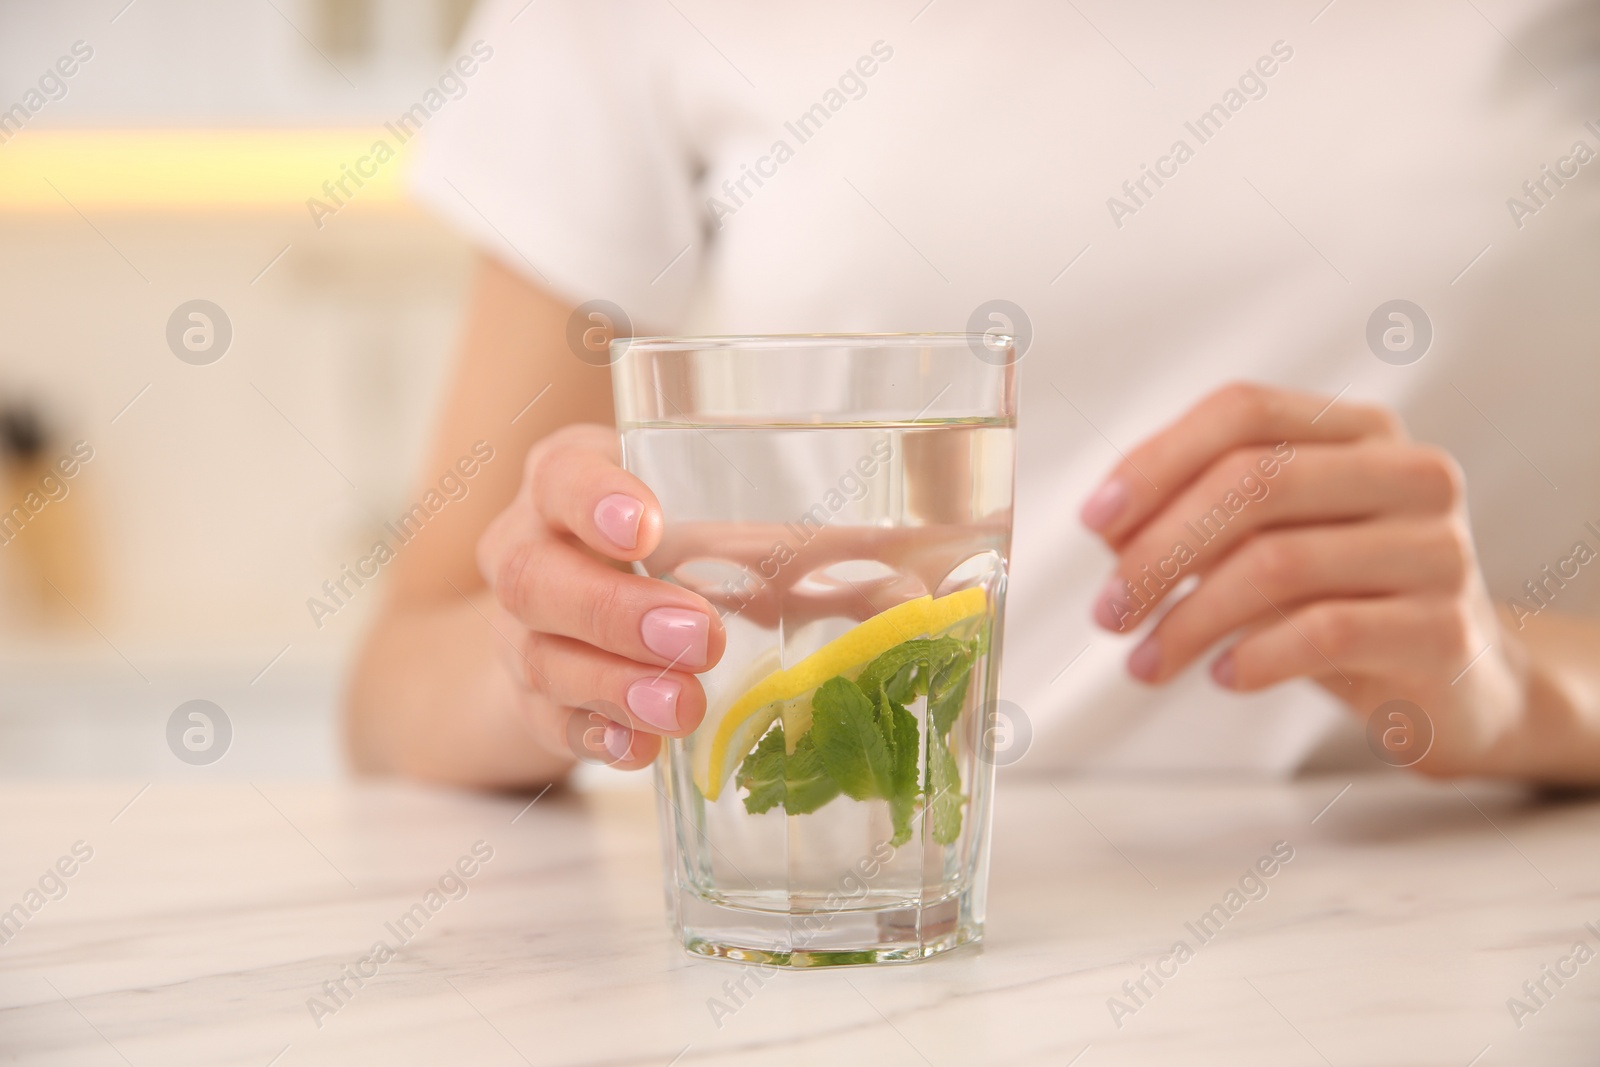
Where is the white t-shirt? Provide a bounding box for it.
[411,0,1600,774]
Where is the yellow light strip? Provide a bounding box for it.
[0,129,417,212]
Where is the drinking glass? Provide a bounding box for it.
[610,333,1017,966]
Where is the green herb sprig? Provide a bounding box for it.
[732,632,979,846]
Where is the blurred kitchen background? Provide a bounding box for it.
[0,0,488,777]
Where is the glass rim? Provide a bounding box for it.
[612,331,1013,354]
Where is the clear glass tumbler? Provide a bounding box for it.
[610,334,1017,966]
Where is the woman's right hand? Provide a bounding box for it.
[475,423,725,772]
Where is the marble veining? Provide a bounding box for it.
[1,774,1597,1066]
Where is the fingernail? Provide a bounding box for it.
[641,608,709,669]
[594,493,644,551]
[1128,636,1161,683]
[626,677,682,732]
[1092,577,1133,632]
[1211,650,1237,689]
[603,720,633,763]
[1080,479,1128,532]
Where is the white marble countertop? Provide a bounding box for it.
[2,774,1597,1066]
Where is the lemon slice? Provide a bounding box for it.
[696,587,987,801]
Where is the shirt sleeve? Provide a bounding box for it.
[407,0,702,330]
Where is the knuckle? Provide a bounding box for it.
[1370,405,1406,439]
[553,421,619,457]
[1211,381,1272,425]
[1223,444,1277,488]
[581,578,627,645]
[494,540,544,619]
[1433,520,1474,590]
[1435,600,1475,660]
[474,513,510,586]
[1342,400,1405,439]
[545,421,599,450]
[1405,444,1466,509]
[530,426,617,490]
[1249,536,1303,595]
[522,434,558,482]
[530,441,583,492]
[1303,603,1358,657]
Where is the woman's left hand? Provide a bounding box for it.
[1081,381,1529,778]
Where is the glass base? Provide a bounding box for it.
[674,887,982,968]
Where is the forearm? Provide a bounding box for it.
[341,258,600,788]
[1499,609,1600,786]
[345,593,574,788]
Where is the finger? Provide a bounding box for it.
[1094,441,1463,631]
[493,538,725,670]
[528,424,664,561]
[1213,596,1485,691]
[509,631,706,737]
[559,704,663,770]
[1127,519,1475,683]
[1081,382,1403,545]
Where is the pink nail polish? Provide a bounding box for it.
[626,677,682,732]
[1128,637,1160,682]
[1080,479,1128,532]
[640,608,709,669]
[594,493,644,551]
[1212,650,1237,689]
[1092,577,1132,632]
[604,720,632,763]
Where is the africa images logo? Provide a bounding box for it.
[705,40,895,228]
[304,41,494,229]
[1105,40,1295,229]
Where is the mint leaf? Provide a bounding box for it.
[926,731,965,845]
[856,636,963,706]
[856,654,917,708]
[810,676,895,801]
[884,695,920,846]
[856,632,973,738]
[735,725,788,814]
[928,649,973,738]
[735,725,842,816]
[783,735,841,814]
[734,623,980,840]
